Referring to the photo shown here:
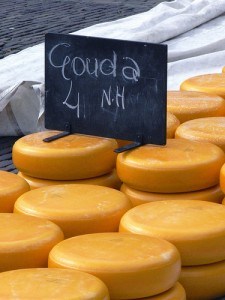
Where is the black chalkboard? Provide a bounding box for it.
[45,33,167,145]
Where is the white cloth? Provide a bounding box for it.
[1,0,225,135]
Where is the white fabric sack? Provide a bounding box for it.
[1,0,225,136]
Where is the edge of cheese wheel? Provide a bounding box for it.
[180,73,225,99]
[166,112,180,138]
[219,163,225,193]
[167,91,225,123]
[0,213,64,272]
[14,184,132,238]
[12,131,118,180]
[48,233,181,299]
[180,260,225,300]
[114,282,186,300]
[0,170,30,212]
[120,183,224,206]
[0,268,110,299]
[18,169,122,190]
[117,139,225,193]
[119,200,225,266]
[175,117,225,152]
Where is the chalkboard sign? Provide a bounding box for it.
[45,33,167,145]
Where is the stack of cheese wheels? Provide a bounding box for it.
[13,131,121,190]
[175,117,225,152]
[180,73,225,99]
[48,232,181,299]
[14,184,132,238]
[0,213,63,272]
[0,170,30,212]
[119,200,225,299]
[167,91,225,123]
[0,268,110,299]
[117,139,225,206]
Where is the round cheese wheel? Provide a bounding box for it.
[222,66,225,73]
[167,90,225,123]
[119,200,225,266]
[18,169,122,190]
[0,268,109,299]
[120,183,224,206]
[48,233,181,299]
[180,260,225,300]
[114,282,186,300]
[12,131,117,180]
[14,184,132,238]
[180,73,225,99]
[166,112,180,138]
[0,213,63,272]
[0,170,30,212]
[117,139,225,193]
[175,117,225,152]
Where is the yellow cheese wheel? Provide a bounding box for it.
[180,260,225,300]
[18,169,122,190]
[114,282,186,300]
[222,66,225,73]
[175,117,225,152]
[48,233,181,299]
[0,213,63,272]
[180,73,225,99]
[0,268,109,299]
[119,200,225,266]
[166,112,180,138]
[12,131,117,180]
[0,170,30,212]
[117,139,225,193]
[167,90,225,123]
[14,184,132,238]
[120,183,224,206]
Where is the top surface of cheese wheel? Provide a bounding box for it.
[119,200,225,265]
[167,91,225,123]
[117,139,225,193]
[0,268,109,299]
[12,131,117,180]
[175,117,225,151]
[166,112,180,138]
[0,213,63,245]
[14,184,131,238]
[0,170,30,212]
[49,233,181,299]
[180,73,225,98]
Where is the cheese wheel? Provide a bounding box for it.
[180,260,225,300]
[0,213,63,272]
[180,73,225,99]
[117,139,225,193]
[175,117,225,152]
[0,170,30,212]
[48,233,181,299]
[14,184,132,238]
[12,131,117,180]
[0,268,109,299]
[223,66,225,73]
[166,112,180,138]
[121,183,224,206]
[115,282,186,300]
[119,200,225,266]
[167,91,225,123]
[18,169,122,190]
